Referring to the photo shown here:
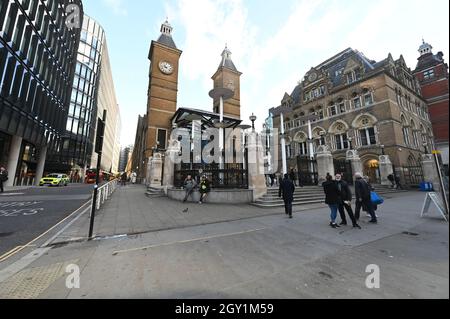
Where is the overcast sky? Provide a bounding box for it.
[83,0,450,147]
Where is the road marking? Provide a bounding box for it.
[112,227,267,256]
[0,193,25,196]
[0,200,91,264]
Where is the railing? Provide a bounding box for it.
[94,179,119,210]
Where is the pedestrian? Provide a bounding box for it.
[199,176,211,204]
[270,174,275,187]
[121,172,127,186]
[394,174,404,190]
[335,174,361,229]
[0,166,8,193]
[297,170,304,187]
[279,174,295,218]
[354,173,377,224]
[323,174,341,228]
[387,174,395,188]
[183,175,197,203]
[131,172,137,184]
[290,169,298,187]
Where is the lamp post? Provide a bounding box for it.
[381,145,385,156]
[280,113,288,175]
[250,113,257,132]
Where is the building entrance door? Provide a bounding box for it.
[364,159,380,184]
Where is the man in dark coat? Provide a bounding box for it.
[279,174,296,218]
[323,174,340,228]
[336,174,361,229]
[289,169,298,187]
[355,173,377,223]
[0,166,8,193]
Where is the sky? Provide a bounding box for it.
[82,0,450,147]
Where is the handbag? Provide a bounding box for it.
[371,191,384,206]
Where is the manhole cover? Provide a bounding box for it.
[402,232,419,236]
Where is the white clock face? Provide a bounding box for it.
[308,72,318,82]
[159,61,174,75]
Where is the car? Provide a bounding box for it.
[39,174,70,187]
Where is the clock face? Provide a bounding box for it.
[159,61,174,75]
[308,72,318,82]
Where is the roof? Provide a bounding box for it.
[157,33,177,50]
[415,52,445,72]
[217,46,239,73]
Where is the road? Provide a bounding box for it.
[0,184,93,257]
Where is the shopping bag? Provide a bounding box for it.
[371,191,384,206]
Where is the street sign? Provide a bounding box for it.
[421,192,448,222]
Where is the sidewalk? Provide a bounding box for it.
[0,188,447,299]
[49,185,326,243]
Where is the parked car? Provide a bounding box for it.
[39,174,70,187]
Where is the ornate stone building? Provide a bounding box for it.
[270,48,434,185]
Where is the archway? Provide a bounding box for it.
[362,155,380,184]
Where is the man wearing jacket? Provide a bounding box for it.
[336,174,361,229]
[279,174,296,218]
[0,166,8,193]
[354,172,377,224]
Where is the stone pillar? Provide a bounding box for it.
[247,132,267,201]
[346,150,363,182]
[378,155,394,186]
[148,153,163,188]
[163,140,181,193]
[35,145,48,186]
[5,135,23,187]
[316,146,334,183]
[422,154,441,193]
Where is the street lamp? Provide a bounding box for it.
[250,113,257,132]
[380,145,385,155]
[348,136,353,150]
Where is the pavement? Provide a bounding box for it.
[0,185,447,299]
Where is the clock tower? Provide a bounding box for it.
[146,19,182,158]
[212,46,242,119]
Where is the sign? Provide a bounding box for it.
[432,150,441,155]
[421,192,448,222]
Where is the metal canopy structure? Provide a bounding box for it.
[171,108,242,131]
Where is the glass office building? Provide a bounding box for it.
[47,14,104,178]
[0,0,83,185]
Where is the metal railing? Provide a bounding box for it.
[94,179,119,210]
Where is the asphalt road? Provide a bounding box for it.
[0,184,93,257]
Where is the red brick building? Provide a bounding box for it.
[413,41,449,171]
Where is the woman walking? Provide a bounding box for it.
[323,174,341,228]
[199,176,211,204]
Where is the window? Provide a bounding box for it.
[335,133,349,150]
[299,142,308,156]
[338,101,346,114]
[347,72,355,84]
[354,96,362,109]
[329,105,337,116]
[423,69,435,80]
[157,129,167,149]
[359,128,376,146]
[364,91,374,106]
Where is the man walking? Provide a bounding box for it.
[354,173,377,224]
[335,174,361,229]
[279,174,295,218]
[183,175,197,203]
[290,169,298,187]
[0,166,8,193]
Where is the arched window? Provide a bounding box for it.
[355,116,377,147]
[329,122,349,150]
[411,120,420,148]
[401,116,410,146]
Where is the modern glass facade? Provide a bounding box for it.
[47,14,104,175]
[0,0,83,184]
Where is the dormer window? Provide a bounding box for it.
[423,69,435,80]
[347,72,355,84]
